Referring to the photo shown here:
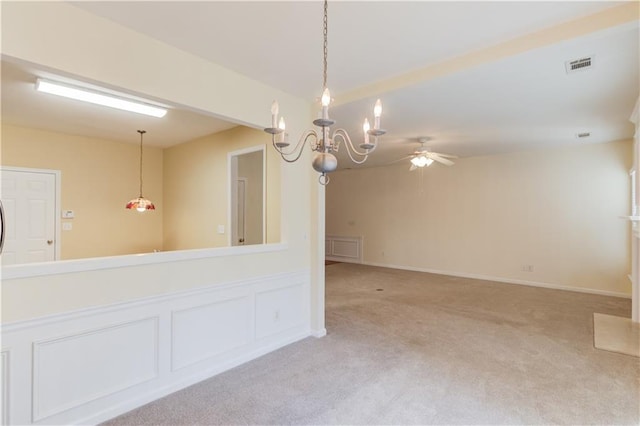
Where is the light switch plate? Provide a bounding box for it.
[217,225,225,234]
[62,222,73,231]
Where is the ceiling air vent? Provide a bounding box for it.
[565,56,594,74]
[576,132,591,139]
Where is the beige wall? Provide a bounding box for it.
[163,126,279,251]
[327,140,633,295]
[1,124,164,259]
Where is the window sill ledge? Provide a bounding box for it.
[1,243,288,280]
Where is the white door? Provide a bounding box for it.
[1,168,58,265]
[235,179,246,246]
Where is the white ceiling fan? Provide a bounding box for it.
[405,137,458,171]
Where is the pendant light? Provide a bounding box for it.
[126,130,155,212]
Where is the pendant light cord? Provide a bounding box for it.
[138,130,146,198]
[322,0,328,91]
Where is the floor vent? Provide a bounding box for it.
[566,56,594,74]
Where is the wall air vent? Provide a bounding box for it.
[576,132,591,139]
[565,56,594,74]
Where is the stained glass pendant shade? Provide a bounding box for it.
[126,130,155,212]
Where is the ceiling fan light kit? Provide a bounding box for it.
[264,0,385,185]
[405,137,458,171]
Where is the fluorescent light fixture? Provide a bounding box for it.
[35,79,167,118]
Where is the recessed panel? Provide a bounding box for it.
[32,318,159,422]
[171,296,252,371]
[332,239,359,259]
[27,200,46,238]
[255,284,305,339]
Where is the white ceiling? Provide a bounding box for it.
[2,1,638,165]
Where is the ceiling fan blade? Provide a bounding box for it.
[430,153,455,166]
[431,152,458,159]
[388,155,412,165]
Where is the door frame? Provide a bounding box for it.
[227,145,266,247]
[235,177,247,245]
[0,166,62,261]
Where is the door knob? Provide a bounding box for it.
[239,238,245,243]
[47,240,53,245]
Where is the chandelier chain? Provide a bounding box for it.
[138,130,145,197]
[322,0,328,90]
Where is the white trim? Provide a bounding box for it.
[325,235,363,263]
[227,144,266,247]
[0,166,62,262]
[2,269,307,332]
[31,317,160,422]
[170,295,251,372]
[356,260,632,299]
[1,242,288,280]
[75,328,310,426]
[1,269,311,425]
[310,328,327,338]
[1,351,9,426]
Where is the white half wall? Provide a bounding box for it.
[1,270,310,425]
[327,140,633,296]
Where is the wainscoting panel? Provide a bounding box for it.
[0,270,311,425]
[255,284,306,340]
[1,351,9,426]
[325,235,362,263]
[171,296,252,371]
[32,318,159,422]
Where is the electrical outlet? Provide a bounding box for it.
[521,265,534,272]
[273,310,280,322]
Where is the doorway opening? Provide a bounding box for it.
[228,146,265,246]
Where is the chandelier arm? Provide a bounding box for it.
[332,129,374,164]
[272,130,318,163]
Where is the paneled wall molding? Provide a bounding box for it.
[1,269,311,425]
[1,351,9,426]
[325,235,363,263]
[32,318,160,422]
[2,269,305,333]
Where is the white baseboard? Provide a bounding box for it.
[310,328,327,338]
[361,261,631,299]
[79,327,310,426]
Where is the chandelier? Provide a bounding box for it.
[126,130,156,212]
[264,0,385,185]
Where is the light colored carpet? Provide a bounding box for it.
[104,263,639,425]
[594,313,640,357]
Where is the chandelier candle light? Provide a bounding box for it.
[264,0,385,185]
[126,130,155,212]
